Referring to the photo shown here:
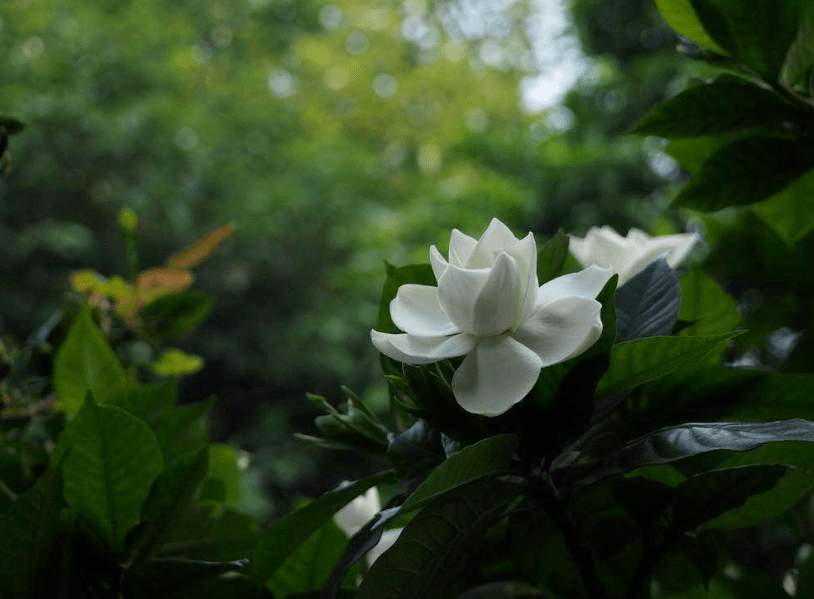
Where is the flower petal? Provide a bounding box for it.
[437,263,491,333]
[468,218,519,268]
[470,252,522,337]
[448,229,478,268]
[429,245,448,281]
[451,336,543,416]
[512,296,603,366]
[371,330,477,364]
[334,487,380,537]
[536,264,613,308]
[390,284,459,336]
[638,231,699,268]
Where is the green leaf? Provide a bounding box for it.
[266,519,351,597]
[54,395,164,552]
[0,116,24,135]
[309,392,390,455]
[377,263,436,334]
[356,479,521,599]
[151,399,213,468]
[124,557,248,599]
[162,575,274,599]
[655,0,728,53]
[616,258,681,341]
[536,230,569,285]
[670,464,787,532]
[781,4,814,87]
[0,468,64,599]
[205,444,251,510]
[455,581,544,598]
[387,419,445,492]
[249,470,394,579]
[727,374,814,421]
[673,137,814,211]
[53,306,128,413]
[688,0,800,78]
[753,167,814,246]
[152,348,205,376]
[678,268,740,338]
[630,79,805,138]
[401,434,518,512]
[576,419,814,485]
[595,332,737,396]
[155,507,261,562]
[139,290,213,341]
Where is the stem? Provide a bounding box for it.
[539,475,608,599]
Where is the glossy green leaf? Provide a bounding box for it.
[356,479,521,599]
[387,420,445,492]
[616,258,681,341]
[401,434,518,512]
[781,4,814,87]
[688,0,800,78]
[670,464,787,532]
[630,79,805,138]
[673,137,814,211]
[536,230,569,285]
[678,268,739,338]
[655,0,727,53]
[595,332,737,396]
[266,519,351,597]
[53,306,128,413]
[55,395,164,552]
[0,468,64,599]
[249,470,394,579]
[377,263,436,334]
[577,419,814,485]
[753,168,814,246]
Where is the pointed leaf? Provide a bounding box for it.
[55,396,164,551]
[401,434,518,512]
[165,223,236,269]
[387,420,445,492]
[616,258,681,341]
[673,137,814,211]
[753,168,814,246]
[596,332,737,396]
[630,79,805,138]
[536,230,569,285]
[0,468,64,599]
[53,306,128,413]
[678,268,739,337]
[249,471,395,579]
[781,4,814,87]
[655,0,727,53]
[576,419,814,485]
[356,480,521,599]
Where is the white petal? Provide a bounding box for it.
[647,232,698,268]
[512,296,603,366]
[371,330,477,364]
[437,263,491,333]
[367,528,403,566]
[569,227,626,269]
[514,233,540,325]
[390,284,459,336]
[468,218,519,268]
[470,252,522,337]
[429,245,448,281]
[448,229,478,268]
[333,487,380,537]
[451,336,542,416]
[536,265,613,309]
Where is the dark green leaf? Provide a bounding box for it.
[727,374,814,421]
[309,393,390,455]
[249,470,394,579]
[156,507,260,562]
[387,420,445,492]
[377,263,436,334]
[356,479,521,599]
[630,79,805,138]
[678,268,740,338]
[576,419,814,485]
[401,434,518,512]
[536,230,569,285]
[139,290,213,341]
[655,0,728,53]
[595,332,738,396]
[455,581,544,598]
[673,137,814,211]
[796,549,814,599]
[616,258,681,341]
[124,557,247,599]
[0,468,64,599]
[688,0,800,78]
[53,395,164,552]
[165,575,274,599]
[151,399,213,468]
[53,306,129,413]
[753,168,814,246]
[0,116,24,135]
[781,4,814,87]
[670,465,786,531]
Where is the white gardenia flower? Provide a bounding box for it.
[371,218,612,417]
[333,486,402,566]
[569,226,698,286]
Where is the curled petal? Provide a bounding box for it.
[470,252,522,337]
[536,264,613,309]
[429,245,448,281]
[371,330,477,364]
[448,229,478,268]
[468,219,520,268]
[452,336,543,416]
[512,296,603,366]
[437,263,491,333]
[390,284,459,336]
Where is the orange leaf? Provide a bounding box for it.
[137,267,194,295]
[165,223,235,269]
